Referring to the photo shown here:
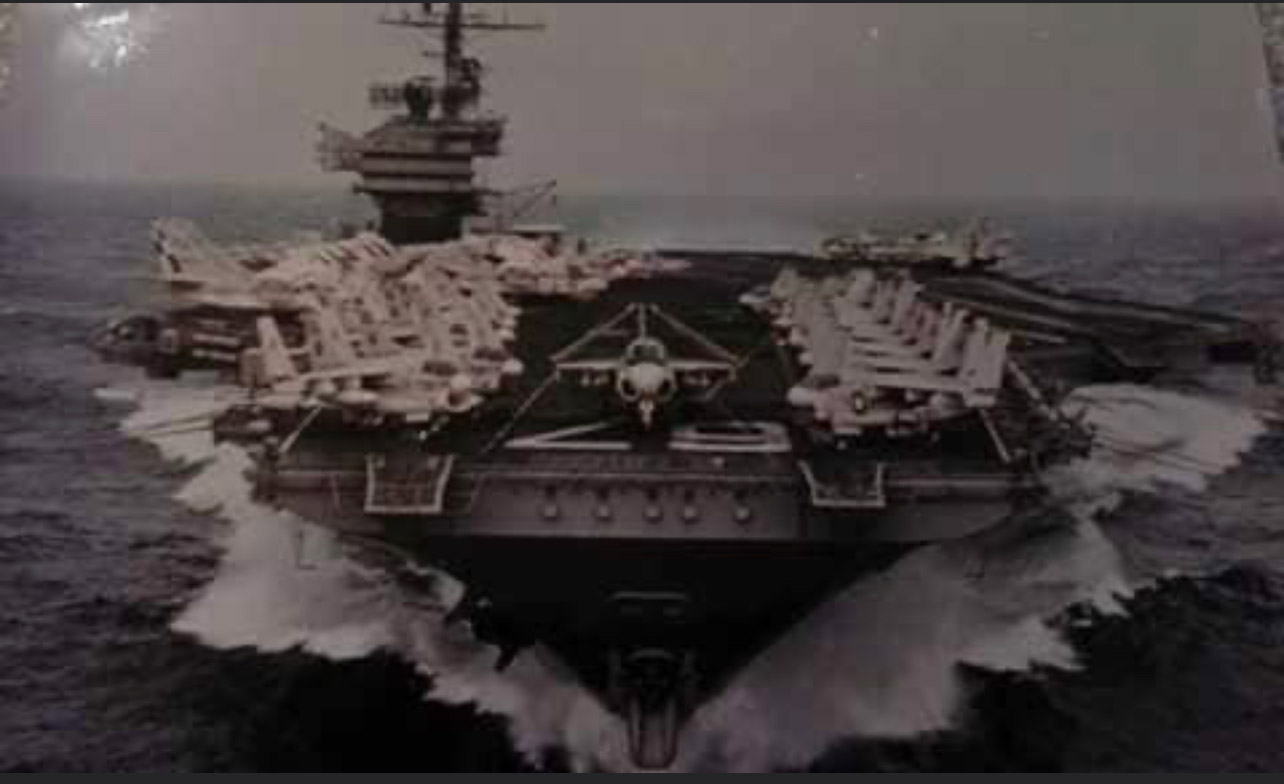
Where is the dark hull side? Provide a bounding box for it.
[263,460,1019,769]
[367,534,910,704]
[269,467,1014,678]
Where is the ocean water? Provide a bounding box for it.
[2,180,1284,772]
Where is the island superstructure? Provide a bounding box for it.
[318,3,543,244]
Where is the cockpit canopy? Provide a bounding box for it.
[624,338,669,367]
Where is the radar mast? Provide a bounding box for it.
[319,3,543,245]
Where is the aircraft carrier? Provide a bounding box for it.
[93,3,1280,770]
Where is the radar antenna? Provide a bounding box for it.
[379,3,544,121]
[322,3,545,245]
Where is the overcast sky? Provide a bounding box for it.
[0,3,1280,203]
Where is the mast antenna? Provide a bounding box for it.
[322,3,546,245]
[380,3,544,119]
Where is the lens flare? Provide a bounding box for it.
[64,2,161,71]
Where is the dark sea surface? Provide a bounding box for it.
[2,179,1284,772]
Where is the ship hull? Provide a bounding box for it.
[260,452,1019,768]
[374,535,910,698]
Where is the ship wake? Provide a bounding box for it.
[100,381,1265,772]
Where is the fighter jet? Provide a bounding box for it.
[773,268,1012,438]
[244,306,488,427]
[553,304,738,429]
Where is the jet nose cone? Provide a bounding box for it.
[625,363,670,397]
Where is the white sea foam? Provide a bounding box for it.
[105,380,1263,772]
[170,448,401,661]
[1050,385,1266,520]
[103,381,239,465]
[647,519,1127,773]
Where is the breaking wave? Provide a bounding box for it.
[1051,385,1267,519]
[101,380,1265,772]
